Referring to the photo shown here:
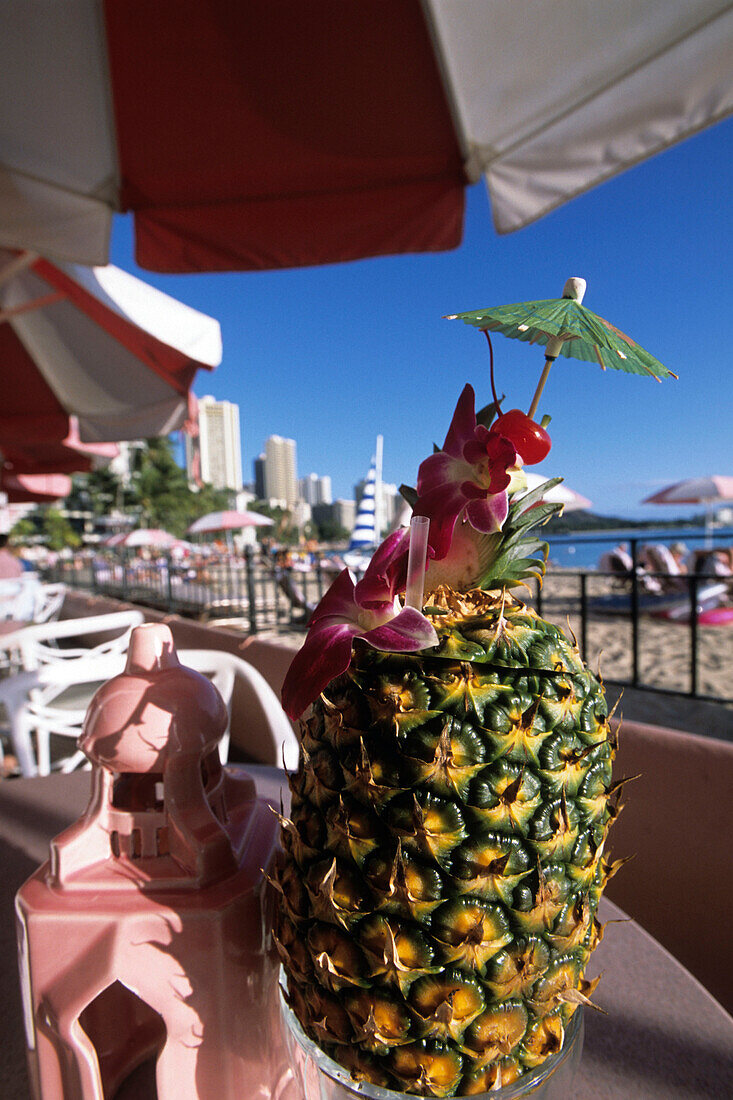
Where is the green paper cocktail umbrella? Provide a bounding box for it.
[448,277,676,417]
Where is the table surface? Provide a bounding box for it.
[0,766,731,1099]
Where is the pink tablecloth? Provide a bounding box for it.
[0,767,731,1099]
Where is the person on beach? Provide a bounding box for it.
[0,534,23,579]
[669,542,689,573]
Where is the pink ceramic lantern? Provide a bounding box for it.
[16,624,283,1099]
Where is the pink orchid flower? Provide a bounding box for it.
[414,383,523,560]
[281,528,438,720]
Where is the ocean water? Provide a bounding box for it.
[546,526,733,571]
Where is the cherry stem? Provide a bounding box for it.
[485,330,501,412]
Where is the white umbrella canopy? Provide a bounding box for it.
[187,511,275,536]
[643,475,733,545]
[0,250,221,448]
[105,528,177,548]
[517,472,592,512]
[0,2,730,271]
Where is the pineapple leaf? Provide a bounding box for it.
[471,480,563,591]
[476,397,504,429]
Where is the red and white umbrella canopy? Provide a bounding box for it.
[0,250,221,451]
[1,2,730,272]
[1,417,118,477]
[644,476,733,546]
[187,511,275,535]
[643,476,733,506]
[0,471,71,505]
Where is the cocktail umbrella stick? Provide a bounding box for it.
[527,278,586,418]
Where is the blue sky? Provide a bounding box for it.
[110,117,732,521]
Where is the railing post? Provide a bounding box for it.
[629,539,640,688]
[121,550,129,603]
[579,572,588,661]
[245,547,258,634]
[316,558,324,600]
[689,573,699,697]
[536,575,543,618]
[166,551,173,610]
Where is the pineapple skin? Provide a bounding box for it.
[274,588,622,1097]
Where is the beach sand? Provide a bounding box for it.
[533,568,733,741]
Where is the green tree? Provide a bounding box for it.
[42,508,82,550]
[9,516,38,543]
[249,501,299,545]
[66,466,124,519]
[130,438,230,536]
[314,517,350,542]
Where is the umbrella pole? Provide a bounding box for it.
[527,357,554,420]
[527,333,566,419]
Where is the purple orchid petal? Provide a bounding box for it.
[485,434,518,490]
[416,451,470,499]
[460,481,486,500]
[465,492,509,533]
[462,439,488,464]
[363,607,439,652]
[281,621,358,720]
[355,528,410,608]
[442,384,476,458]
[310,568,358,625]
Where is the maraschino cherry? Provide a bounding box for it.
[493,408,551,465]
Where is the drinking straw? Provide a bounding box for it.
[405,515,430,610]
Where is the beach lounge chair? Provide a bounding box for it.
[598,546,634,577]
[641,543,688,593]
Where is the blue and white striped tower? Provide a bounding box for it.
[348,435,383,552]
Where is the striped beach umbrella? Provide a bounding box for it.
[1,4,730,273]
[643,476,733,547]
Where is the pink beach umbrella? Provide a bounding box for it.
[187,511,274,536]
[643,476,733,547]
[106,528,177,549]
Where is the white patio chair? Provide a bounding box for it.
[32,582,67,624]
[0,643,297,777]
[10,610,144,671]
[177,650,298,770]
[0,573,42,622]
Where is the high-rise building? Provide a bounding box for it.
[333,498,356,532]
[253,455,267,499]
[186,396,243,491]
[298,473,332,505]
[264,435,297,506]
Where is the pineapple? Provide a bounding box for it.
[273,398,626,1096]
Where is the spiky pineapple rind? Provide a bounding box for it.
[275,588,615,1096]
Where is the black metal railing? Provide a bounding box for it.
[47,548,334,634]
[46,534,733,707]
